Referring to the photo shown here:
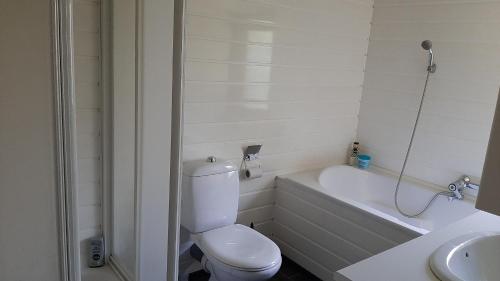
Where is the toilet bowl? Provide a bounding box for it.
[193,224,282,281]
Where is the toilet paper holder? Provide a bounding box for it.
[244,145,262,161]
[242,145,263,179]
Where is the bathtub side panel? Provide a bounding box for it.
[274,177,419,278]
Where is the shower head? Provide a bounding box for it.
[421,40,433,51]
[421,40,436,73]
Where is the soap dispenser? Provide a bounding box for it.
[349,142,359,166]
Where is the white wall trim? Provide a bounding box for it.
[100,0,113,260]
[52,0,81,280]
[134,2,143,280]
[135,0,174,280]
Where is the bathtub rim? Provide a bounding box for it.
[277,164,476,236]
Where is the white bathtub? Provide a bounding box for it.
[274,165,477,280]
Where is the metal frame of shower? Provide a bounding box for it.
[52,0,186,280]
[167,0,186,279]
[52,0,81,280]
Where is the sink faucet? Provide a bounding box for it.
[448,176,480,200]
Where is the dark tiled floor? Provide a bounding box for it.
[188,270,210,281]
[188,256,322,281]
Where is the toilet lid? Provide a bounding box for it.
[195,224,281,271]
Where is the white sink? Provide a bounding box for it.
[429,232,500,281]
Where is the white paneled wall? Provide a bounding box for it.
[358,0,500,188]
[182,0,373,235]
[74,0,103,249]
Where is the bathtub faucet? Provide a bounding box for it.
[448,176,480,200]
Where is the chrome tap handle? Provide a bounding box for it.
[463,176,471,183]
[448,183,464,200]
[448,176,480,201]
[462,175,480,190]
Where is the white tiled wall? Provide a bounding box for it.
[183,0,374,234]
[358,0,500,187]
[74,0,103,249]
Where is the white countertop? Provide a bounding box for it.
[335,211,500,281]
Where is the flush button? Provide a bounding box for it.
[207,156,217,163]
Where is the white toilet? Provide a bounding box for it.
[181,157,282,281]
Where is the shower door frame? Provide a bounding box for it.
[52,0,81,280]
[53,0,185,280]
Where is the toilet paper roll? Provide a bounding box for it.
[245,167,263,179]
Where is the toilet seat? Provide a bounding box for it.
[192,224,281,272]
